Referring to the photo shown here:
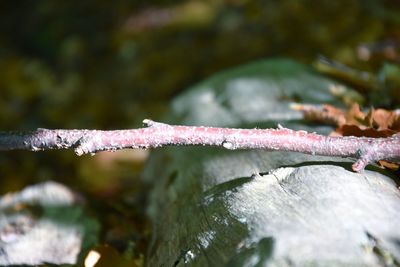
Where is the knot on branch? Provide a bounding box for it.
[352,149,374,172]
[222,140,237,150]
[143,119,172,129]
[74,135,97,156]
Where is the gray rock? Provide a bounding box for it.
[144,59,400,266]
[0,181,99,265]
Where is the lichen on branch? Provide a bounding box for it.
[0,119,399,172]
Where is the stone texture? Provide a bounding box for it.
[144,59,400,266]
[0,181,99,265]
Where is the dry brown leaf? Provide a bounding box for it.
[294,102,400,171]
[336,124,396,138]
[364,108,400,130]
[378,160,400,171]
[291,103,346,126]
[294,103,400,135]
[344,103,365,126]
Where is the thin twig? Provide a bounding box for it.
[0,119,399,172]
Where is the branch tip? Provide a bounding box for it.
[142,119,154,127]
[352,159,369,172]
[143,119,171,128]
[74,146,96,156]
[222,140,236,150]
[74,147,85,156]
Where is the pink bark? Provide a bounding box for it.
[0,119,399,172]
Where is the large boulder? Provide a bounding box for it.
[144,59,400,266]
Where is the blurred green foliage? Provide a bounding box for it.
[1,0,399,129]
[0,0,400,265]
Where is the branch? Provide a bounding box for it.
[1,119,399,172]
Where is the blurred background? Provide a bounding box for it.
[0,0,400,264]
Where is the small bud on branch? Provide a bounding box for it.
[0,119,399,172]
